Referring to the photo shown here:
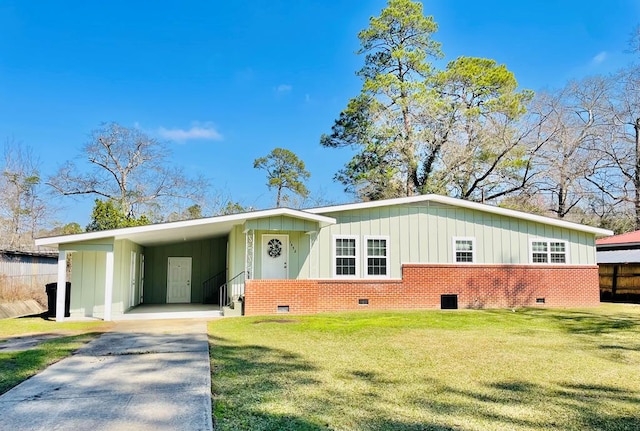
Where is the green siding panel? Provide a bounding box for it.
[313,203,597,278]
[245,216,317,232]
[70,250,106,318]
[252,231,309,279]
[112,239,144,314]
[143,237,227,304]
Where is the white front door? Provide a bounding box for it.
[262,234,288,279]
[167,257,192,303]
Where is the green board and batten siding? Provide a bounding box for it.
[68,250,107,318]
[313,203,596,279]
[143,237,227,304]
[228,216,317,285]
[65,236,226,316]
[246,215,316,279]
[114,239,144,312]
[230,203,596,282]
[63,238,142,318]
[61,239,113,318]
[245,216,318,233]
[253,231,310,279]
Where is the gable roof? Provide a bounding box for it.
[36,194,612,249]
[596,230,640,247]
[35,208,336,248]
[308,194,613,237]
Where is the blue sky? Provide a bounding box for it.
[1,0,638,226]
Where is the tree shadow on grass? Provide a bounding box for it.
[210,334,328,430]
[364,419,459,431]
[209,335,468,431]
[0,348,53,394]
[420,379,640,431]
[549,381,640,430]
[209,311,640,431]
[520,309,640,361]
[526,309,639,335]
[0,333,98,395]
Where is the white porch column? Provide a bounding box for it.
[103,250,115,321]
[55,250,67,322]
[244,229,254,280]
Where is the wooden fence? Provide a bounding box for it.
[599,264,640,302]
[0,251,58,305]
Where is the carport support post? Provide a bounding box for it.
[56,250,67,322]
[104,250,114,321]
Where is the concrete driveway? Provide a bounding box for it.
[0,319,213,431]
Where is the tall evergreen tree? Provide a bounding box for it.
[254,148,310,207]
[322,0,532,202]
[322,0,442,199]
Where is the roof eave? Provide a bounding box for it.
[35,207,336,247]
[596,241,640,249]
[308,194,613,237]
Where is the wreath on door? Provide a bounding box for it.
[267,238,283,258]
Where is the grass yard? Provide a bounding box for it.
[208,304,640,431]
[0,317,111,394]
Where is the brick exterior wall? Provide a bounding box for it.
[243,264,600,316]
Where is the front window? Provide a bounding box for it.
[454,238,475,263]
[532,241,548,263]
[531,240,567,264]
[550,241,566,263]
[335,237,357,276]
[366,237,388,276]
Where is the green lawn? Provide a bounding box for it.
[208,304,640,431]
[0,317,111,338]
[0,317,111,394]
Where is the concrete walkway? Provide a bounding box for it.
[0,320,213,431]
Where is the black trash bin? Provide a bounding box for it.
[46,282,71,317]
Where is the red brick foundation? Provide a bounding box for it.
[243,264,600,316]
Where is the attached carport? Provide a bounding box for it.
[34,208,336,321]
[37,216,246,321]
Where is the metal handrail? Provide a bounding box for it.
[203,269,226,287]
[202,269,227,304]
[219,271,245,308]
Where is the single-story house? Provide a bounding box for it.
[34,194,612,321]
[596,230,640,302]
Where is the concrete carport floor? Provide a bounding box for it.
[0,319,214,431]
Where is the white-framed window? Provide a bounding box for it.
[334,235,358,277]
[530,239,567,264]
[364,236,389,277]
[453,237,476,263]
